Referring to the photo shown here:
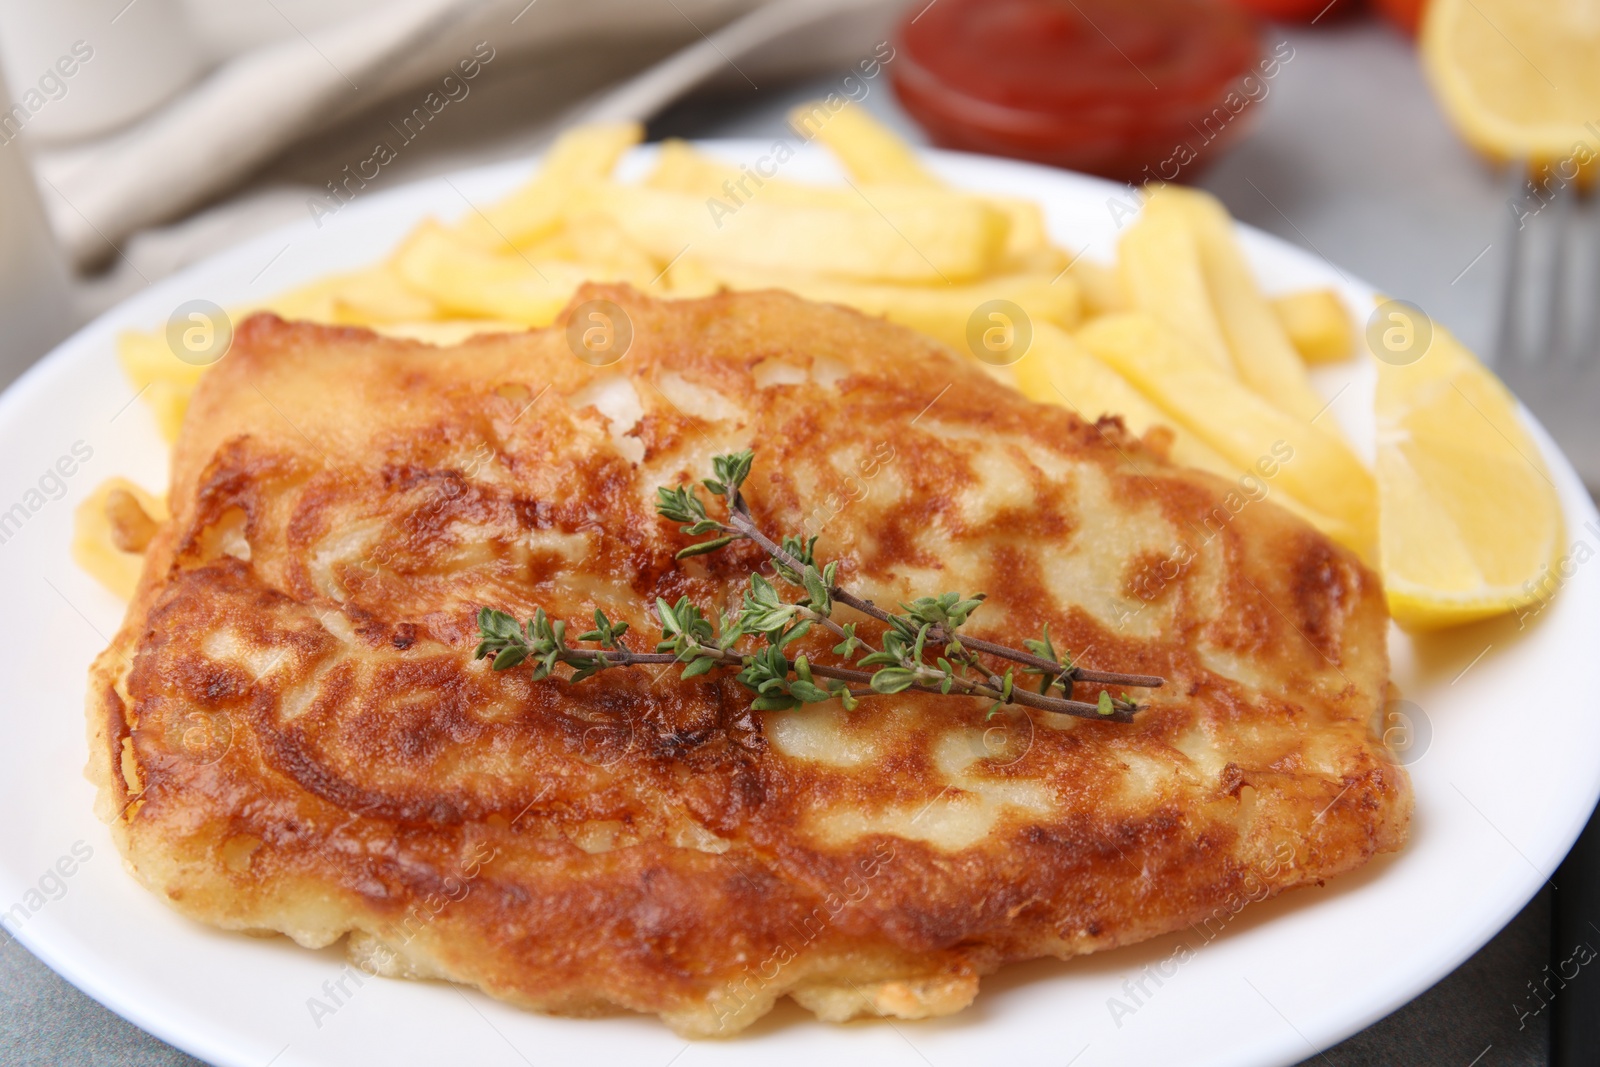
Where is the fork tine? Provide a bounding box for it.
[1571,184,1600,364]
[1494,159,1530,371]
[1547,176,1575,363]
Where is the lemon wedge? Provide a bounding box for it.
[1421,0,1600,165]
[1375,322,1564,630]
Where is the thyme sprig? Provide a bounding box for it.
[474,451,1163,723]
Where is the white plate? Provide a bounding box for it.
[4,142,1598,1067]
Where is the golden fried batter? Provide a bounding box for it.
[87,285,1409,1036]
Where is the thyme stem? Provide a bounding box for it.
[723,490,1162,692]
[475,450,1162,726]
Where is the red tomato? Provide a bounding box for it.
[1373,0,1426,34]
[890,0,1266,182]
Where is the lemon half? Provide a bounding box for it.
[1422,0,1600,166]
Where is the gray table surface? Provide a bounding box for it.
[0,14,1571,1066]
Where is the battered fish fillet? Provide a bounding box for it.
[87,284,1410,1037]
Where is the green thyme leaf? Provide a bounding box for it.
[680,655,718,680]
[676,535,739,559]
[577,609,607,644]
[832,623,864,660]
[1023,623,1074,694]
[774,619,811,648]
[655,485,708,526]
[801,566,831,614]
[710,450,754,496]
[491,646,527,671]
[869,667,917,695]
[788,680,833,703]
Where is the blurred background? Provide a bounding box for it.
[1,0,1595,1063]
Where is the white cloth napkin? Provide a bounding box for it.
[32,0,761,271]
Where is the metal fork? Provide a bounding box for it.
[1506,164,1600,1067]
[1493,160,1600,492]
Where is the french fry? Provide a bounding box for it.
[661,254,722,298]
[117,329,207,390]
[644,142,956,217]
[72,478,168,599]
[377,321,526,345]
[658,125,1055,271]
[517,210,660,282]
[1156,186,1332,424]
[644,140,729,194]
[327,266,438,324]
[1118,194,1235,375]
[1018,324,1366,547]
[593,182,1008,284]
[790,101,1051,267]
[648,144,932,216]
[1078,313,1376,554]
[393,221,638,325]
[249,276,339,324]
[1273,288,1355,363]
[790,101,939,187]
[697,261,1079,351]
[1016,323,1234,475]
[1066,257,1125,318]
[146,381,194,441]
[646,140,852,207]
[253,264,439,326]
[987,198,1058,269]
[455,122,642,250]
[657,118,1050,270]
[117,329,212,440]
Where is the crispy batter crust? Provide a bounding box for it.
[87,285,1409,1036]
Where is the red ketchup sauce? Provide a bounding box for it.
[892,0,1267,182]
